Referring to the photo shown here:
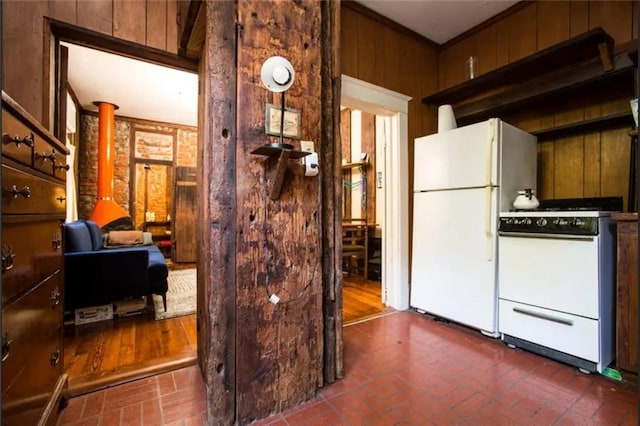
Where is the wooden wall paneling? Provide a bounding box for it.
[506,3,537,63]
[166,0,178,54]
[600,128,630,210]
[583,132,602,197]
[634,1,638,40]
[340,7,359,77]
[146,0,168,50]
[199,1,236,424]
[355,14,380,86]
[76,0,113,35]
[588,1,633,46]
[537,141,555,200]
[475,24,497,77]
[438,40,466,90]
[553,136,584,198]
[495,19,509,68]
[49,0,77,24]
[537,1,571,50]
[113,0,146,44]
[374,21,386,87]
[382,28,402,93]
[361,112,375,221]
[2,1,48,123]
[235,1,323,423]
[570,1,589,37]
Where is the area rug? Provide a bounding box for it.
[153,268,196,320]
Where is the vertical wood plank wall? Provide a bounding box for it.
[234,1,323,423]
[2,0,181,128]
[340,3,440,196]
[438,0,637,210]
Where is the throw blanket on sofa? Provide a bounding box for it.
[107,230,144,246]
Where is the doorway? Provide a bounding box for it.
[341,75,411,315]
[52,26,199,396]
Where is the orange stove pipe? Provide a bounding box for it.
[89,101,129,229]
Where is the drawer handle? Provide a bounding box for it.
[50,348,61,366]
[2,333,12,362]
[3,132,34,148]
[2,244,15,272]
[50,286,61,307]
[36,150,56,162]
[55,163,70,172]
[56,195,66,203]
[52,233,62,250]
[513,307,574,326]
[11,185,31,199]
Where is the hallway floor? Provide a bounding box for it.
[59,311,638,425]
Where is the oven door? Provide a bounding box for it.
[498,232,599,319]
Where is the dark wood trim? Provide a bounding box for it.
[179,0,203,57]
[48,19,198,73]
[81,109,197,132]
[43,18,53,130]
[321,0,344,384]
[532,112,634,140]
[342,0,440,50]
[133,158,174,167]
[199,1,237,424]
[56,44,69,142]
[442,1,534,48]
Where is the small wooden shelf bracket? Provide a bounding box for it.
[250,143,310,200]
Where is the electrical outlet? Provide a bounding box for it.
[300,140,315,152]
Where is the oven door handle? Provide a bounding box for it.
[512,307,574,326]
[498,231,594,241]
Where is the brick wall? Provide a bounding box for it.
[78,113,197,227]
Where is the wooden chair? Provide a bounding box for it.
[342,220,368,280]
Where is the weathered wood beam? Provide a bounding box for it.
[321,0,344,383]
[235,1,324,424]
[198,1,237,425]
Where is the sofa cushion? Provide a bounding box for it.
[65,221,93,252]
[84,220,105,251]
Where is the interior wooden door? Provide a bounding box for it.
[173,166,197,262]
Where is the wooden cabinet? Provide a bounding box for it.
[1,91,68,425]
[612,213,638,381]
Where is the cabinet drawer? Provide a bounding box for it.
[2,218,63,303]
[2,164,66,214]
[34,137,67,179]
[499,299,599,362]
[1,326,62,424]
[2,109,33,167]
[2,272,63,393]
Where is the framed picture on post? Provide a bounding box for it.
[265,103,301,139]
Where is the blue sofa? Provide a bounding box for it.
[63,220,168,313]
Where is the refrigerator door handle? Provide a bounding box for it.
[485,120,495,261]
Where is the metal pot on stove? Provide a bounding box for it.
[513,188,539,210]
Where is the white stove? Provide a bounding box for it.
[497,204,617,373]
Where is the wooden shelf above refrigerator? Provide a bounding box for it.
[420,28,637,127]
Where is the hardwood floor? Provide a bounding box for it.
[63,309,197,396]
[342,277,394,324]
[63,270,389,396]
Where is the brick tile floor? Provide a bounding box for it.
[59,311,638,425]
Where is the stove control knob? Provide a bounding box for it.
[536,218,547,227]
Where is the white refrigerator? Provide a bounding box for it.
[410,118,537,336]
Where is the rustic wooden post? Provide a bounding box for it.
[321,0,344,383]
[234,0,325,424]
[198,1,237,425]
[200,1,338,424]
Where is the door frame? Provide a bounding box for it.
[341,75,411,310]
